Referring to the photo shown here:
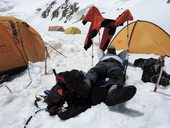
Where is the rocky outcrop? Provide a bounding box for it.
[41,0,79,23]
[41,1,56,18]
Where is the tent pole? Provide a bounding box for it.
[45,43,67,58]
[154,56,165,92]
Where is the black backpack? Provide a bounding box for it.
[134,58,170,86]
[44,69,92,118]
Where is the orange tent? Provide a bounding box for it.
[0,16,46,76]
[48,25,64,31]
[111,20,170,56]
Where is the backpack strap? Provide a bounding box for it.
[24,108,46,128]
[34,95,47,108]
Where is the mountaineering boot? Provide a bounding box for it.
[108,85,118,92]
[105,85,137,106]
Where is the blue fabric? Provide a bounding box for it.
[98,77,110,87]
[44,90,50,95]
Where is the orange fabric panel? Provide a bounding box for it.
[0,23,27,72]
[111,20,170,56]
[129,21,170,56]
[0,16,46,73]
[0,16,46,62]
[19,23,45,62]
[0,16,28,62]
[111,22,135,50]
[0,16,22,35]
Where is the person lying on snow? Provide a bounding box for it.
[45,46,136,120]
[85,45,127,106]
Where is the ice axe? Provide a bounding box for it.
[153,56,165,92]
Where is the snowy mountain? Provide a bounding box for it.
[0,0,170,128]
[0,0,14,12]
[1,0,170,33]
[41,0,79,23]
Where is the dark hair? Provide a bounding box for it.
[107,48,116,55]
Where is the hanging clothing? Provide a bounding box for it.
[82,6,133,51]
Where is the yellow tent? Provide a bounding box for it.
[64,27,81,34]
[111,20,170,56]
[0,16,46,75]
[48,25,64,31]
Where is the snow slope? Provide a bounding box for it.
[0,0,170,128]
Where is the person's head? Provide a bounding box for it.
[107,45,116,55]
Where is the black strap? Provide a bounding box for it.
[34,95,46,108]
[53,69,57,76]
[24,109,46,128]
[9,20,17,36]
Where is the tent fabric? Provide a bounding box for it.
[111,20,170,56]
[48,26,65,31]
[64,27,81,34]
[0,16,46,73]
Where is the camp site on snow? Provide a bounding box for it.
[0,1,170,128]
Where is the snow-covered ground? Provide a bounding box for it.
[0,0,170,128]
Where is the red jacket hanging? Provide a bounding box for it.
[82,6,133,51]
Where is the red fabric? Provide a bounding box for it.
[99,10,133,51]
[99,28,114,50]
[83,6,104,50]
[58,88,63,95]
[56,74,73,92]
[83,6,104,30]
[160,60,165,67]
[83,6,133,51]
[56,74,66,84]
[112,9,133,26]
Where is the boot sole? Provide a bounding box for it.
[105,85,137,106]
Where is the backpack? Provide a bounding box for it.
[134,58,170,86]
[44,69,92,119]
[44,69,111,119]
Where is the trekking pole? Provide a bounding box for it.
[154,56,165,92]
[45,46,48,75]
[124,21,130,76]
[92,39,94,66]
[98,30,101,44]
[127,21,130,48]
